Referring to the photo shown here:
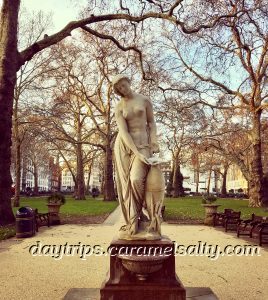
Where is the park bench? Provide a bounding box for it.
[250,217,268,246]
[237,214,264,238]
[213,208,234,227]
[224,211,241,232]
[34,209,50,232]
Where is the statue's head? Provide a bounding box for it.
[112,74,132,98]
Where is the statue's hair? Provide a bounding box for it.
[112,75,131,97]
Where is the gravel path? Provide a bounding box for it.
[0,211,267,300]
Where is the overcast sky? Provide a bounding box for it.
[0,0,88,33]
[22,0,89,32]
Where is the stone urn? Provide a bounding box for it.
[47,203,61,214]
[202,204,221,226]
[145,157,166,235]
[47,203,62,225]
[118,252,169,281]
[46,193,66,225]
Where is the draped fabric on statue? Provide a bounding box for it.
[114,134,149,233]
[145,166,165,235]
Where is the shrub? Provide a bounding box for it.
[202,194,217,204]
[47,192,66,205]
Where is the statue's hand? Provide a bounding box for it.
[136,152,149,164]
[150,142,160,153]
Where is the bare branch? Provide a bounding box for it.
[18,10,242,68]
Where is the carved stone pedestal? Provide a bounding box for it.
[202,204,221,226]
[100,236,186,300]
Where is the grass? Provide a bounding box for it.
[2,196,268,240]
[0,196,118,241]
[0,225,16,241]
[12,196,118,216]
[164,196,268,222]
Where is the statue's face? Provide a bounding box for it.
[115,79,132,97]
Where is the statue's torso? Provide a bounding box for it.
[118,94,150,152]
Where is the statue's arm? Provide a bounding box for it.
[146,98,160,152]
[115,104,139,155]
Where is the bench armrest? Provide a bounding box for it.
[239,219,251,224]
[257,222,268,228]
[250,221,262,226]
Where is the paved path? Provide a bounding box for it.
[0,210,267,300]
[103,206,123,225]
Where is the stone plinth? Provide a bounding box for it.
[100,236,186,300]
[64,287,219,300]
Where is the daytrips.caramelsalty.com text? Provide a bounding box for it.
[28,240,261,261]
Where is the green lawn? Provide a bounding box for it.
[0,196,118,241]
[164,196,268,222]
[0,225,16,240]
[1,196,268,241]
[12,196,118,216]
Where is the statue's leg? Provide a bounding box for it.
[128,155,149,235]
[113,136,132,227]
[146,190,165,234]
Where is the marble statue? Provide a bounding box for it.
[113,74,165,240]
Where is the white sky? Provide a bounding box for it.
[21,0,88,33]
[0,0,88,34]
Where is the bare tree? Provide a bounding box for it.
[158,1,268,206]
[0,0,245,224]
[157,94,207,197]
[12,9,54,207]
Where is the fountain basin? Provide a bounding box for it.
[118,252,169,281]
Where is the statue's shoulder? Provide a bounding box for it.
[115,100,123,113]
[136,93,151,105]
[142,95,153,108]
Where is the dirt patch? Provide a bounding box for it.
[61,213,110,225]
[165,219,203,225]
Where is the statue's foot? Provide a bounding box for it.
[144,231,161,240]
[119,224,128,231]
[129,221,138,236]
[140,210,149,222]
[118,229,131,240]
[118,229,161,241]
[118,219,162,240]
[147,225,156,233]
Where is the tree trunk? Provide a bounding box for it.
[195,167,200,193]
[221,167,228,195]
[57,172,62,192]
[172,156,184,197]
[33,162,38,195]
[166,167,174,197]
[206,166,213,195]
[13,94,21,207]
[76,143,85,200]
[56,154,61,192]
[214,169,219,193]
[192,152,200,193]
[13,140,21,207]
[248,111,267,207]
[103,144,116,201]
[0,0,20,225]
[86,163,92,195]
[263,173,268,206]
[21,157,27,192]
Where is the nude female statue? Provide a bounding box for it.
[113,74,165,240]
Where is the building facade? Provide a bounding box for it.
[11,157,58,192]
[60,164,102,192]
[226,164,248,193]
